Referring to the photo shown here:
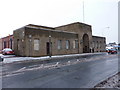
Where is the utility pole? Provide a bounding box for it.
[102,27,110,36]
[49,35,51,57]
[83,0,85,22]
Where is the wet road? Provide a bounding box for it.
[2,53,119,88]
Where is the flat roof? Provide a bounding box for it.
[25,24,77,35]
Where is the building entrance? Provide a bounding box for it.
[83,34,90,53]
[46,42,50,55]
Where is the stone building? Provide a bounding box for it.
[14,24,79,56]
[13,22,106,57]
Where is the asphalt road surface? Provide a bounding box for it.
[1,53,119,88]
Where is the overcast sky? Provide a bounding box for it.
[0,0,118,44]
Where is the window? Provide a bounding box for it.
[99,41,102,48]
[58,40,62,50]
[66,40,70,49]
[97,41,99,49]
[34,39,40,51]
[104,41,106,43]
[73,40,78,49]
[75,40,78,49]
[10,38,12,49]
[73,41,75,49]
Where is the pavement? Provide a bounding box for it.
[1,52,119,88]
[2,52,106,64]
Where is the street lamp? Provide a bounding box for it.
[29,35,32,56]
[102,27,110,36]
[83,0,85,22]
[49,35,51,57]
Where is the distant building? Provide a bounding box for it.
[13,22,106,57]
[107,42,117,47]
[0,35,14,51]
[92,36,106,52]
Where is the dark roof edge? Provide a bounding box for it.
[92,35,106,38]
[1,34,13,39]
[26,24,55,29]
[55,22,92,28]
[25,26,78,35]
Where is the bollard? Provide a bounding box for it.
[77,59,79,62]
[41,64,44,68]
[68,61,70,64]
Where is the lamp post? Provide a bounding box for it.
[29,35,32,56]
[83,0,85,22]
[102,27,110,36]
[49,35,51,57]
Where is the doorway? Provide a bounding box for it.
[83,34,90,53]
[46,42,50,55]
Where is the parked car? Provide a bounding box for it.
[0,54,4,61]
[106,49,109,52]
[107,49,117,54]
[2,48,14,55]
